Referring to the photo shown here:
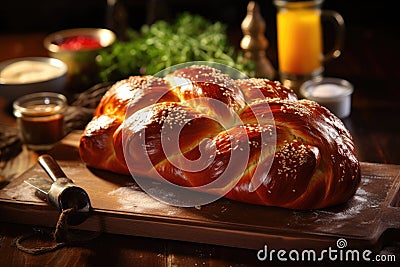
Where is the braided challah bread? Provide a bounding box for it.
[79,65,360,210]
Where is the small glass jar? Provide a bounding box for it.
[13,92,67,151]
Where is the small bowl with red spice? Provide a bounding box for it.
[44,28,116,93]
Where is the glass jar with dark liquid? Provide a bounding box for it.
[13,92,67,151]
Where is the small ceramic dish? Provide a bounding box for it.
[300,77,354,119]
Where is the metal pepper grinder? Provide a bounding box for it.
[241,1,276,80]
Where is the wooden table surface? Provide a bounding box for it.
[1,21,400,267]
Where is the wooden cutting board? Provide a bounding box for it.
[1,131,399,251]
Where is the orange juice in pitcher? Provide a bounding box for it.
[274,0,345,93]
[277,8,322,75]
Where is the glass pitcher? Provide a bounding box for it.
[274,0,345,93]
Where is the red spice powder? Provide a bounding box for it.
[57,36,102,51]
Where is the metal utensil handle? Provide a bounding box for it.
[38,154,68,182]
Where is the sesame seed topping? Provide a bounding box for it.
[275,140,311,176]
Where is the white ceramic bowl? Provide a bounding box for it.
[0,57,68,102]
[300,77,354,119]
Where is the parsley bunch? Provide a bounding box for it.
[97,12,254,82]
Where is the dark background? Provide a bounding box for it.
[0,0,396,34]
[1,0,397,73]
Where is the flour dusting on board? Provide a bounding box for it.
[312,176,386,231]
[108,183,178,215]
[3,179,41,202]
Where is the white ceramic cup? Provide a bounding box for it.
[300,77,354,119]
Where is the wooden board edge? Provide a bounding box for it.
[0,201,383,252]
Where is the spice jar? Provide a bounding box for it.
[13,92,67,151]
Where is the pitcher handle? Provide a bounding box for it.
[321,10,345,63]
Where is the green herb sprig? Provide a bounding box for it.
[97,12,254,82]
